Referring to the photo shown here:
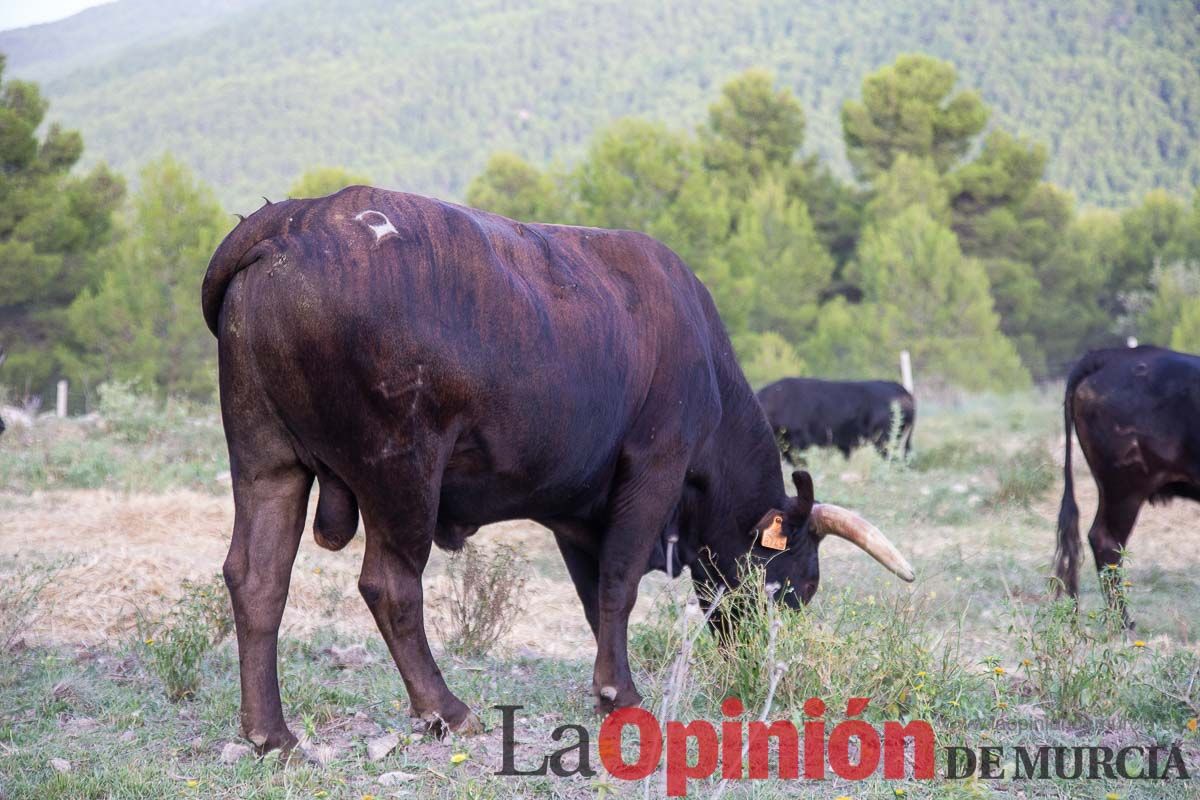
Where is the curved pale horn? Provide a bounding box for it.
[811,504,915,582]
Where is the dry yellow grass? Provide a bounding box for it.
[0,424,1195,656]
[0,489,673,657]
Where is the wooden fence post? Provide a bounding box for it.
[1127,336,1138,348]
[56,380,68,418]
[899,350,914,394]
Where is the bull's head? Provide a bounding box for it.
[750,470,914,608]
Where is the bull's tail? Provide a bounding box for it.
[1054,386,1081,597]
[201,199,304,336]
[1054,353,1105,597]
[203,199,361,550]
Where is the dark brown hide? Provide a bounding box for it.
[203,187,880,753]
[1055,345,1200,625]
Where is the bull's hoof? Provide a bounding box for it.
[244,727,299,757]
[593,684,643,716]
[413,702,483,739]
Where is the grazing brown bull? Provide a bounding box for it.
[1055,345,1200,627]
[202,187,914,754]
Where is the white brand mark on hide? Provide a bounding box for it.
[354,210,398,243]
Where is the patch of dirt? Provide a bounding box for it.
[0,490,669,659]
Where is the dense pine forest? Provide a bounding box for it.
[1,0,1197,210]
[0,0,1198,409]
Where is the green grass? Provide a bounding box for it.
[2,386,1199,798]
[0,385,228,494]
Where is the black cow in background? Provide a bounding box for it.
[757,378,915,462]
[1055,345,1200,627]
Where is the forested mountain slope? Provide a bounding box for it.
[3,0,1196,210]
[0,0,266,82]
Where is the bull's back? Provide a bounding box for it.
[211,188,721,518]
[1072,347,1200,482]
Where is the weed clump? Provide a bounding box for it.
[0,557,67,656]
[911,437,984,472]
[1008,593,1130,721]
[632,563,987,728]
[97,381,172,443]
[136,575,233,700]
[435,542,530,658]
[988,439,1055,509]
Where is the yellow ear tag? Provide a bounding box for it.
[761,515,787,551]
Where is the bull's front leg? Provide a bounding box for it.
[222,467,312,754]
[592,459,686,714]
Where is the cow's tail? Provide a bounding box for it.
[1054,353,1104,597]
[1054,386,1081,597]
[201,199,303,336]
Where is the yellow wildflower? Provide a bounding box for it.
[450,752,468,764]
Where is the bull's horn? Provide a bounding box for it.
[811,504,915,582]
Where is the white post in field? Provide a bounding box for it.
[899,350,914,394]
[1127,336,1138,348]
[56,380,68,418]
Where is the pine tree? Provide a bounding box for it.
[847,205,1028,390]
[289,166,372,199]
[59,156,229,401]
[701,69,805,199]
[1171,299,1200,354]
[0,56,124,402]
[464,152,563,221]
[726,178,834,344]
[842,54,988,180]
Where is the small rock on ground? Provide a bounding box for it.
[366,732,400,762]
[378,770,419,786]
[220,742,252,764]
[325,643,373,669]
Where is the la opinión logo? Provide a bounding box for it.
[496,698,1193,795]
[498,697,935,796]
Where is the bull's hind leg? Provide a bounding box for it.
[356,464,482,737]
[1087,491,1143,629]
[222,462,313,754]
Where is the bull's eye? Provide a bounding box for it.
[773,515,782,525]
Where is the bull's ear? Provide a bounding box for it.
[789,470,814,520]
[751,508,789,550]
